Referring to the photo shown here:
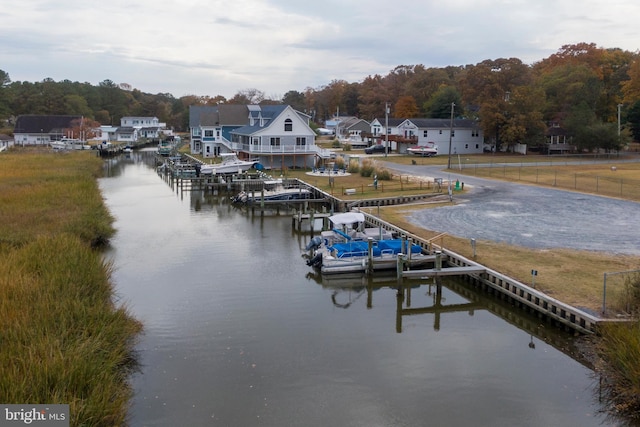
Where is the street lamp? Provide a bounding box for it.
[447,102,455,169]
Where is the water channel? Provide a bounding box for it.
[100,151,613,426]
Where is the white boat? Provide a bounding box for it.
[200,153,257,175]
[319,212,393,246]
[51,137,91,151]
[304,212,432,275]
[407,143,438,157]
[232,180,311,203]
[306,238,433,275]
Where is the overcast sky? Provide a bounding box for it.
[1,0,638,99]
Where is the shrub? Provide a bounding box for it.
[360,159,375,177]
[347,159,360,173]
[343,143,352,151]
[376,167,392,180]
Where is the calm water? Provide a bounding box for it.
[100,151,613,427]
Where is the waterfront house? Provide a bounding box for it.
[190,104,324,170]
[117,116,168,142]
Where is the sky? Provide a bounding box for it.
[1,0,639,100]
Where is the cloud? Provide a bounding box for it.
[0,0,638,98]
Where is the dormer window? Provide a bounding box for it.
[284,118,293,132]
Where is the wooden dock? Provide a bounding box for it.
[402,266,487,279]
[292,210,332,232]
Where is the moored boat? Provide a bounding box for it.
[201,153,257,175]
[51,137,91,150]
[306,238,432,275]
[232,180,311,204]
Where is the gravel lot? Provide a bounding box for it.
[385,163,640,255]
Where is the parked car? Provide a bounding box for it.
[364,144,389,154]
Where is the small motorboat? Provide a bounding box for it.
[407,144,438,157]
[201,153,257,175]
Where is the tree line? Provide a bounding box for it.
[1,42,639,152]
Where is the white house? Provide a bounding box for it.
[117,116,167,142]
[13,115,82,146]
[370,117,484,155]
[0,134,14,151]
[190,104,321,169]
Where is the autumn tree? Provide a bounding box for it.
[394,96,419,118]
[405,65,456,114]
[66,118,101,140]
[358,74,391,120]
[228,88,265,104]
[621,58,640,105]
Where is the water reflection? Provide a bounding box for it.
[305,269,596,370]
[100,151,614,427]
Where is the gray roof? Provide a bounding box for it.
[14,115,82,133]
[407,118,480,129]
[372,118,405,127]
[231,105,289,136]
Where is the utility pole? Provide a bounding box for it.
[384,102,390,157]
[618,103,623,137]
[447,102,455,169]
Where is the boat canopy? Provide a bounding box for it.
[329,212,365,226]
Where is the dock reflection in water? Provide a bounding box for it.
[100,152,611,427]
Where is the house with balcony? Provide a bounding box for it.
[190,104,321,169]
[118,116,167,142]
[402,118,484,155]
[370,117,484,155]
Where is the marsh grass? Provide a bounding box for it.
[595,322,640,421]
[0,149,114,247]
[0,149,141,426]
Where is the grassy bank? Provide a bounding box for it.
[0,149,141,426]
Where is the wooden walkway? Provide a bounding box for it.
[402,266,487,279]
